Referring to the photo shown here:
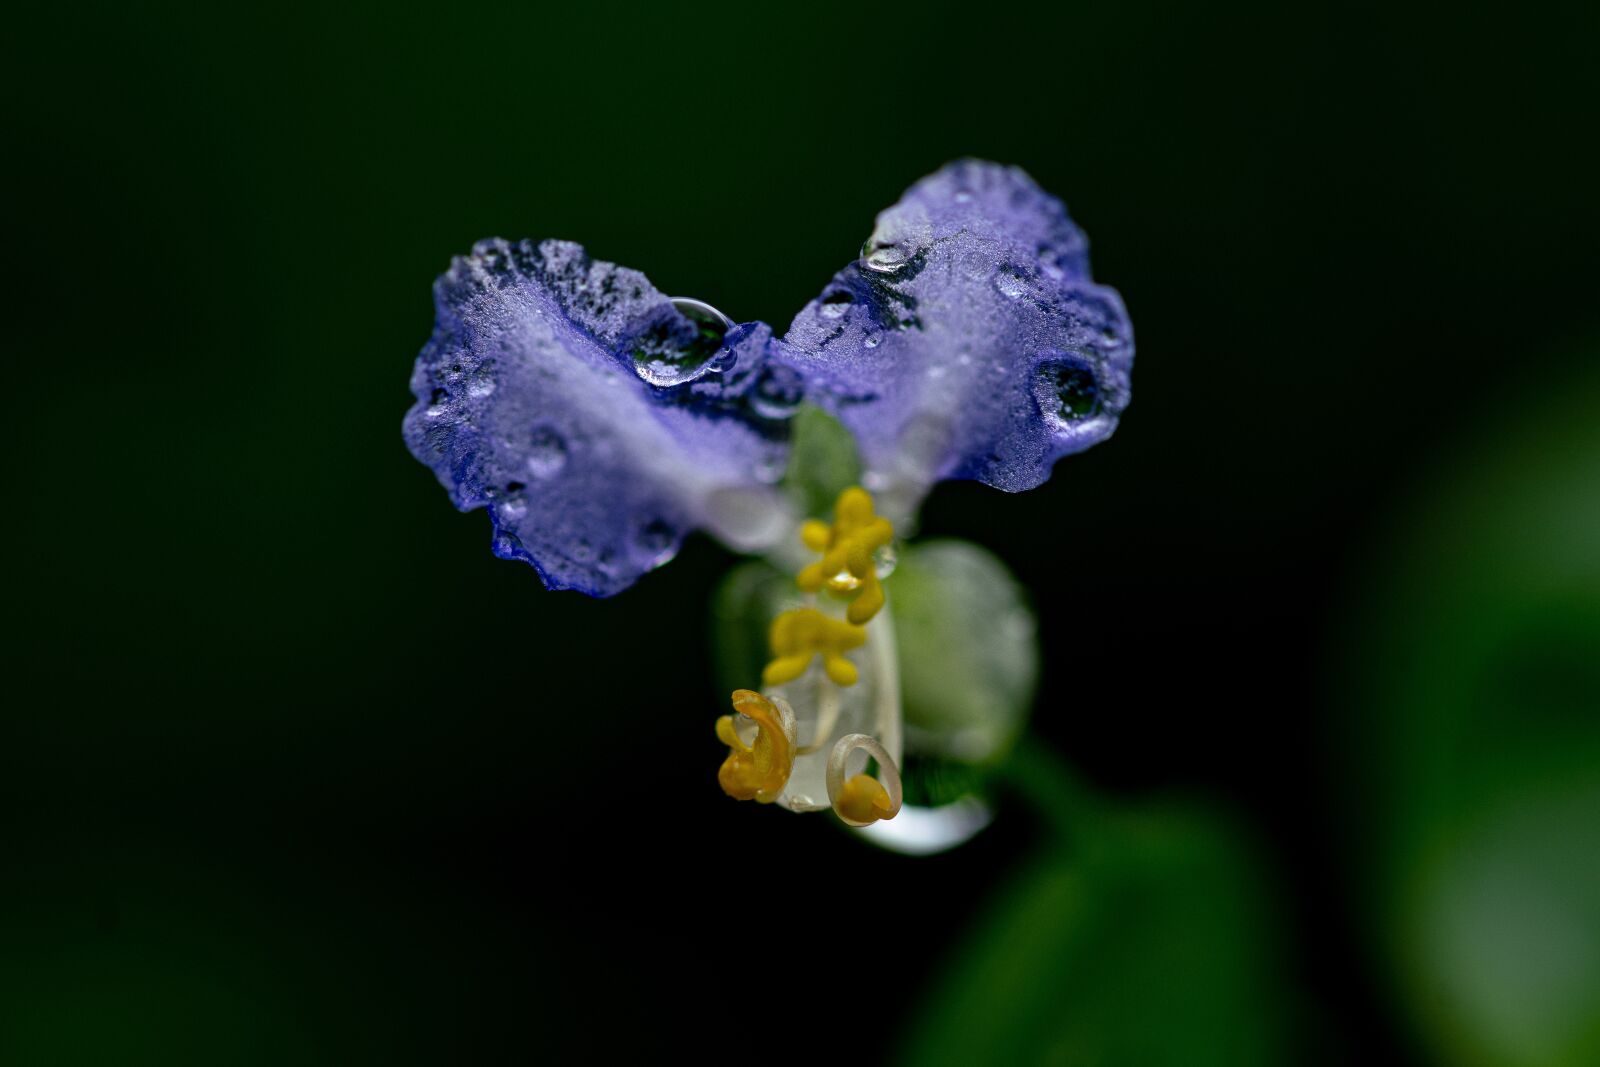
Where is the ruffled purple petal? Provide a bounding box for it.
[779,160,1134,501]
[403,239,790,597]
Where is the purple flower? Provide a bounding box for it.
[402,239,791,597]
[778,160,1134,511]
[403,162,1132,596]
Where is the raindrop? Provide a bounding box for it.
[819,290,854,319]
[631,297,733,387]
[1038,244,1066,281]
[755,451,786,484]
[874,541,898,579]
[635,519,678,568]
[526,426,568,478]
[993,267,1028,299]
[862,240,908,273]
[750,366,805,420]
[1033,356,1101,423]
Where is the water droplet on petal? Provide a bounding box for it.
[750,365,805,419]
[818,291,853,319]
[993,267,1028,299]
[492,531,522,557]
[1032,355,1102,424]
[755,450,786,484]
[1038,244,1067,281]
[526,426,568,478]
[863,241,908,273]
[631,298,733,387]
[634,519,677,568]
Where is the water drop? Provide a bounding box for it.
[818,291,853,319]
[631,297,732,387]
[1032,356,1102,424]
[492,531,522,558]
[634,519,678,568]
[954,190,973,203]
[863,241,908,273]
[993,267,1028,299]
[863,333,882,349]
[526,425,568,478]
[1037,243,1068,281]
[755,451,786,484]
[874,541,898,579]
[750,366,805,419]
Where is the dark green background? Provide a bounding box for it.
[7,2,1598,1063]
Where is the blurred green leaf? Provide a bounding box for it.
[900,754,1290,1066]
[1348,359,1600,1066]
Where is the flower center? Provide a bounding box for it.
[713,486,903,825]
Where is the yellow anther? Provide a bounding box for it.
[715,689,796,804]
[833,775,899,826]
[795,486,894,625]
[763,607,866,687]
[825,733,903,827]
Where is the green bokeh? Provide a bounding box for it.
[1343,357,1600,1066]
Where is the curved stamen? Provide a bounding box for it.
[825,732,903,827]
[715,690,797,803]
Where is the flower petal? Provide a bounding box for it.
[403,239,790,596]
[778,160,1134,507]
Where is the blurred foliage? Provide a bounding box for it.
[1346,355,1600,1066]
[900,745,1291,1066]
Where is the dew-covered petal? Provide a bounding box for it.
[779,160,1134,507]
[403,239,790,597]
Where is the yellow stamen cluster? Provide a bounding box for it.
[714,690,795,804]
[796,486,894,626]
[763,607,866,687]
[715,487,901,824]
